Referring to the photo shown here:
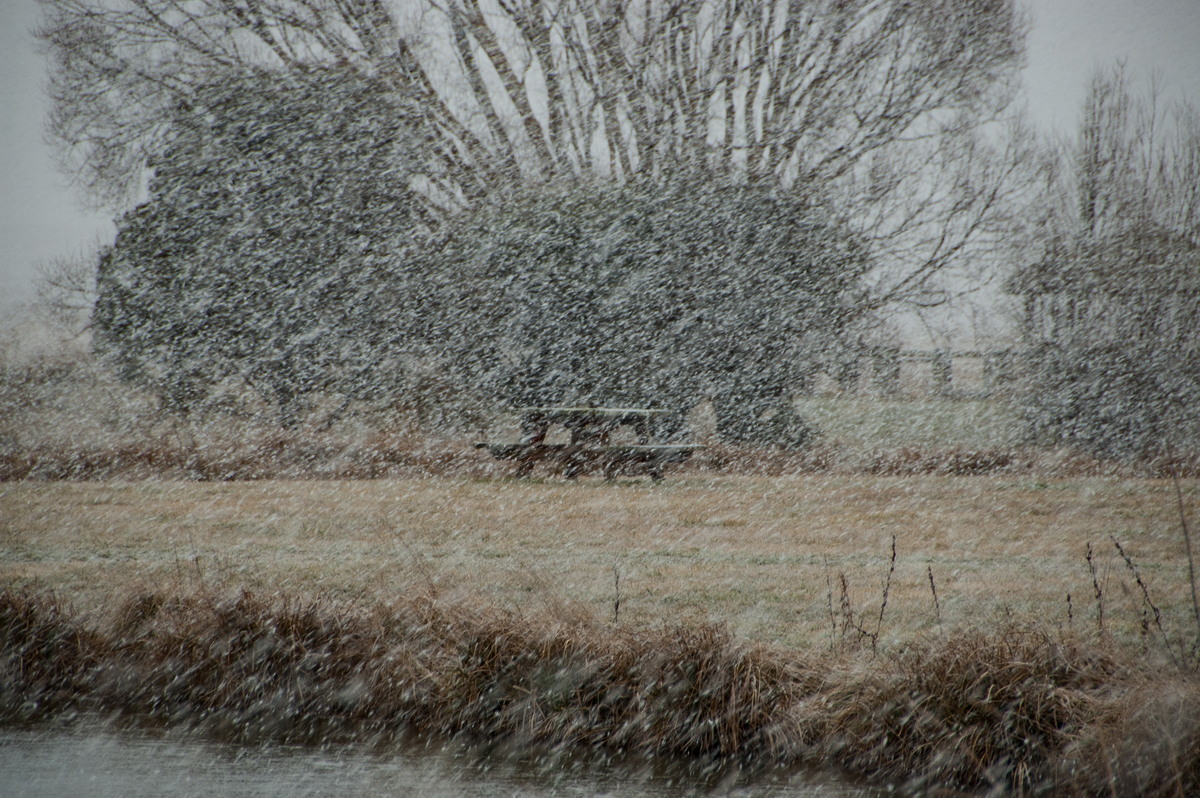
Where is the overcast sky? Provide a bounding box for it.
[2,0,1199,314]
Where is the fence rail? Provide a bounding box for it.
[815,349,1023,399]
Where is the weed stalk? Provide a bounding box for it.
[872,535,897,653]
[927,565,941,625]
[824,560,837,652]
[612,565,621,624]
[1173,473,1200,656]
[1112,535,1178,667]
[1087,542,1104,636]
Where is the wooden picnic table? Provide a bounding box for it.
[476,406,701,481]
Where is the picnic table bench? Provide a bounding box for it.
[476,406,701,481]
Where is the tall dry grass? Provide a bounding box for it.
[2,584,1198,794]
[5,475,1196,653]
[0,429,496,481]
[0,321,499,481]
[8,428,1199,481]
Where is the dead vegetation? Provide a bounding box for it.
[0,431,494,482]
[2,585,1197,794]
[4,335,1200,791]
[4,328,1198,481]
[4,472,1199,793]
[6,432,1198,482]
[4,476,1196,651]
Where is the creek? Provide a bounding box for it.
[0,720,879,797]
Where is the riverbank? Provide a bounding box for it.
[4,475,1198,792]
[3,585,1197,795]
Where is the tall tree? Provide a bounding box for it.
[40,0,1032,314]
[419,183,869,442]
[1015,67,1200,460]
[1070,68,1200,242]
[91,69,423,424]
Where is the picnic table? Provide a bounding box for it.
[476,406,701,481]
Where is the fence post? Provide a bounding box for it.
[835,358,860,393]
[930,350,953,398]
[982,350,1017,398]
[874,349,901,396]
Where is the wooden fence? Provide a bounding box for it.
[814,349,1023,399]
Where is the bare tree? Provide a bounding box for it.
[38,0,415,208]
[1071,66,1200,242]
[1015,66,1200,460]
[39,0,1032,312]
[33,247,99,339]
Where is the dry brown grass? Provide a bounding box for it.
[2,585,1197,794]
[0,431,500,481]
[0,588,105,719]
[7,434,1198,481]
[2,475,1197,652]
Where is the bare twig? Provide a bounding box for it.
[839,573,853,640]
[873,535,897,648]
[927,565,941,625]
[1112,535,1178,667]
[1087,542,1104,635]
[1173,474,1200,647]
[824,559,837,652]
[612,565,621,624]
[836,571,882,653]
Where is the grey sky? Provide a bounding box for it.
[2,0,1199,314]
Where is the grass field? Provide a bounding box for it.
[792,396,1024,450]
[3,474,1196,652]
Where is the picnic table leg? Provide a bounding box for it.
[602,451,619,481]
[562,445,585,480]
[520,417,548,444]
[513,454,536,477]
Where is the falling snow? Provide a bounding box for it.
[2,1,1199,795]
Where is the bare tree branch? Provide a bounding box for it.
[40,0,1031,308]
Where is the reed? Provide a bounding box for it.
[2,584,1197,794]
[0,588,105,719]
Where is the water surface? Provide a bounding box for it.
[0,721,876,797]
